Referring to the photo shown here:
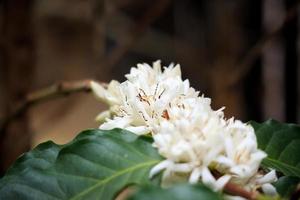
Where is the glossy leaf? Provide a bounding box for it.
[0,129,162,200]
[251,120,300,177]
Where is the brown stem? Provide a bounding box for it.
[224,182,257,200]
[212,170,257,199]
[0,80,106,136]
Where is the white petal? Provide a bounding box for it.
[125,126,150,135]
[251,150,267,162]
[172,163,192,173]
[189,168,202,184]
[256,170,277,185]
[153,60,162,73]
[201,167,218,191]
[216,156,234,167]
[224,137,234,158]
[95,110,111,122]
[91,80,120,105]
[91,81,107,100]
[261,183,277,196]
[99,117,131,130]
[171,64,181,77]
[215,175,231,191]
[149,160,172,178]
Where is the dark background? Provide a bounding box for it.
[0,0,299,174]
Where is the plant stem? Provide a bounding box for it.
[0,80,106,136]
[224,182,257,199]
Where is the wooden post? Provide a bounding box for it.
[0,0,35,174]
[262,0,285,122]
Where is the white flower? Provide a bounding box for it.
[92,61,277,196]
[215,119,267,180]
[91,60,198,134]
[149,96,269,192]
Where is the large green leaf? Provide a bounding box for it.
[0,129,162,200]
[251,120,300,177]
[128,184,222,200]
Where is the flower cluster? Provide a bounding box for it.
[91,61,277,197]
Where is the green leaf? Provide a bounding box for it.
[0,129,162,200]
[273,176,300,198]
[251,120,300,177]
[128,184,223,200]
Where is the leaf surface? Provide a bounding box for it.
[0,129,162,200]
[251,120,300,177]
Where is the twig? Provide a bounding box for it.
[224,182,257,200]
[212,170,257,199]
[229,1,300,86]
[0,80,106,136]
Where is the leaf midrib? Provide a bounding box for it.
[263,158,300,176]
[69,160,160,200]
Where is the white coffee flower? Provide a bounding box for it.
[214,119,267,180]
[91,61,198,135]
[92,61,277,196]
[149,96,268,192]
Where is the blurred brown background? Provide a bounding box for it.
[0,0,299,174]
